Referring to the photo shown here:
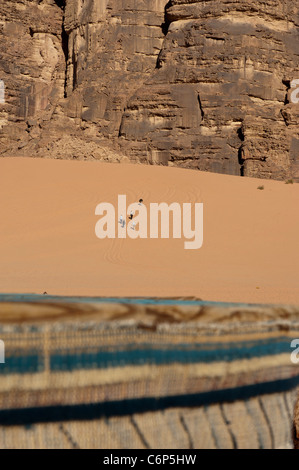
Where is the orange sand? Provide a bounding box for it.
[0,157,299,305]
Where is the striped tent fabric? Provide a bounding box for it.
[0,296,298,449]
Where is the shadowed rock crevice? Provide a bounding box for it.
[197,94,204,122]
[237,124,245,176]
[161,0,172,36]
[282,80,291,106]
[54,0,66,9]
[57,1,69,97]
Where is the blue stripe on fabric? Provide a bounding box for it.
[49,339,292,371]
[0,337,293,374]
[0,354,43,374]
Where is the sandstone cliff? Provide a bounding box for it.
[1,0,299,179]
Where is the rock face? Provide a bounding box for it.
[0,0,65,154]
[1,0,299,179]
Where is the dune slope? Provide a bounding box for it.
[0,157,299,305]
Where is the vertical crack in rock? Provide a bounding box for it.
[61,20,69,98]
[53,0,68,98]
[161,0,172,36]
[282,80,291,106]
[237,124,245,177]
[197,94,204,122]
[156,1,172,69]
[71,47,77,92]
[281,80,291,127]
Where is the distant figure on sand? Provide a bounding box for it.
[138,198,143,205]
[129,210,134,220]
[132,221,136,230]
[119,215,123,224]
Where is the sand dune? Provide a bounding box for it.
[0,157,299,305]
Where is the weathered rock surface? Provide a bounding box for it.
[1,0,299,179]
